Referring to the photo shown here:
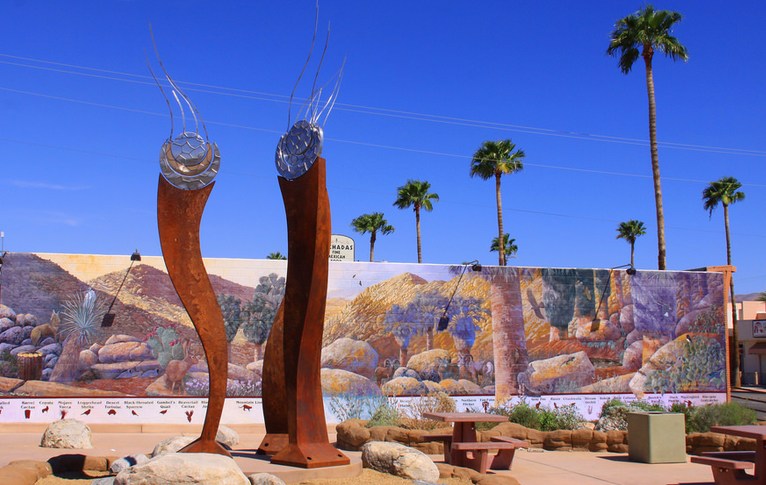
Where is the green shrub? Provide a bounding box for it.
[686,402,756,433]
[366,401,401,428]
[398,392,456,430]
[329,393,389,422]
[475,399,583,431]
[596,399,665,431]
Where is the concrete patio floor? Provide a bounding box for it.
[0,424,721,484]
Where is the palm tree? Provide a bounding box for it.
[393,180,439,263]
[470,140,525,266]
[758,292,766,303]
[703,176,745,387]
[616,220,647,268]
[351,212,395,262]
[490,234,518,263]
[266,252,286,260]
[608,5,688,270]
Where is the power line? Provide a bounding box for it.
[2,86,766,190]
[2,52,765,157]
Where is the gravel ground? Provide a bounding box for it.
[35,468,473,484]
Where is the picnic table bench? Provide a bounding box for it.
[422,413,529,473]
[689,425,766,485]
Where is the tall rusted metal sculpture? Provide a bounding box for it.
[258,9,349,468]
[151,44,229,457]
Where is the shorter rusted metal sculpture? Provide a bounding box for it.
[152,42,229,457]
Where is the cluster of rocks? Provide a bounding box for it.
[0,305,61,381]
[337,419,630,454]
[337,419,758,457]
[79,334,161,380]
[320,339,492,396]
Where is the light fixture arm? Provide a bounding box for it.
[591,263,635,331]
[104,250,141,322]
[438,259,481,331]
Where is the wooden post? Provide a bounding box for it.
[17,352,43,380]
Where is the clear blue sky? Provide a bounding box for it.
[1,1,764,293]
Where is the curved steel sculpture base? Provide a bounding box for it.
[259,158,350,468]
[157,175,230,457]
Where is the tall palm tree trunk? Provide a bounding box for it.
[630,241,635,267]
[495,173,505,266]
[724,203,740,386]
[369,231,377,262]
[489,270,528,400]
[415,206,422,264]
[644,52,666,270]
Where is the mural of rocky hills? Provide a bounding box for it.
[0,253,729,402]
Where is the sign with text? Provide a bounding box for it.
[329,234,354,262]
[754,320,766,338]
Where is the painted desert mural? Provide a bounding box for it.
[0,253,727,423]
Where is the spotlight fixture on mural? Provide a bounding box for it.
[591,263,636,332]
[101,250,141,327]
[438,260,482,331]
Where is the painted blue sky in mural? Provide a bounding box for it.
[0,1,764,292]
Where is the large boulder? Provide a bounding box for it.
[151,436,195,457]
[321,338,379,379]
[524,351,595,394]
[110,454,150,474]
[392,367,420,380]
[105,334,142,345]
[381,376,427,396]
[99,341,153,363]
[361,441,439,482]
[16,314,37,326]
[0,326,25,345]
[40,419,93,449]
[438,379,483,395]
[321,368,380,395]
[621,340,643,371]
[216,425,239,448]
[248,474,286,485]
[629,334,724,396]
[38,342,62,356]
[0,317,15,333]
[114,453,249,485]
[406,349,451,377]
[0,305,16,321]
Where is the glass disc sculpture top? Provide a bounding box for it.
[160,132,220,190]
[275,120,323,180]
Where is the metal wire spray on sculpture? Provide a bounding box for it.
[259,4,349,468]
[150,36,229,457]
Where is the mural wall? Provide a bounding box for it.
[0,253,727,423]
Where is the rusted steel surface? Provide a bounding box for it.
[157,175,230,457]
[258,302,287,455]
[262,158,350,468]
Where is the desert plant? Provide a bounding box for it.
[146,326,184,369]
[329,393,389,422]
[185,377,261,397]
[366,400,401,428]
[596,399,665,431]
[686,402,756,433]
[0,350,18,378]
[478,399,584,431]
[398,392,457,430]
[646,336,725,393]
[50,288,107,383]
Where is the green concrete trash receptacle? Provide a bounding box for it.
[627,411,686,463]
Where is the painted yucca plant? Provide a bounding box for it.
[50,289,107,382]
